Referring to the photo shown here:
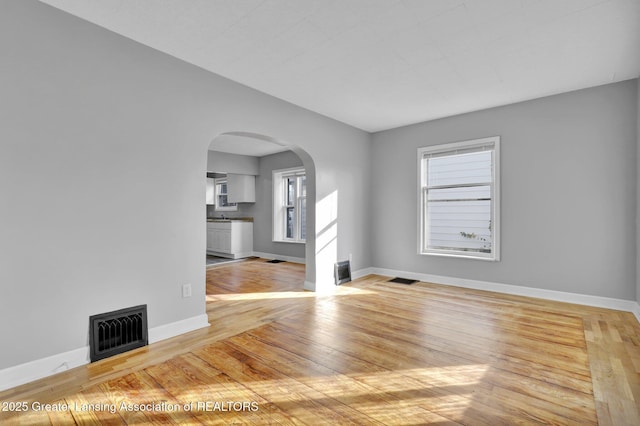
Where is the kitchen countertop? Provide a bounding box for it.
[207,217,253,223]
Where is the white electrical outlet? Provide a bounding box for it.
[182,283,192,298]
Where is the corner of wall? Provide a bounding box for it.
[633,301,640,324]
[637,78,640,306]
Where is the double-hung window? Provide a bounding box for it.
[418,137,500,260]
[214,178,237,211]
[273,168,306,243]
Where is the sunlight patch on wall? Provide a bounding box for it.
[315,191,339,292]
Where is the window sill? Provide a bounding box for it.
[273,239,306,245]
[420,251,499,262]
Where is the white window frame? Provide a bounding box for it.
[418,136,500,261]
[214,178,238,212]
[273,167,306,244]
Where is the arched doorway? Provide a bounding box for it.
[205,132,317,290]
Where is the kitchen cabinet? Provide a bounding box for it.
[206,178,215,205]
[206,221,253,259]
[227,174,255,203]
[207,225,230,253]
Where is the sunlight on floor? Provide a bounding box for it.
[207,287,377,302]
[234,364,486,400]
[163,363,490,421]
[207,291,316,302]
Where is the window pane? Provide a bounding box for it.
[427,151,492,187]
[287,178,295,206]
[427,185,490,201]
[300,197,306,240]
[286,207,295,239]
[427,199,492,253]
[300,176,306,196]
[220,183,227,194]
[274,168,305,242]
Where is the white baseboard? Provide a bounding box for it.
[148,314,210,344]
[633,302,640,323]
[208,251,254,260]
[0,346,89,392]
[253,251,306,264]
[351,267,376,280]
[0,314,210,392]
[369,267,640,323]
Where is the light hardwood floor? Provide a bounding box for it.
[1,258,639,424]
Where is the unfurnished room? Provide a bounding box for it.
[1,0,639,424]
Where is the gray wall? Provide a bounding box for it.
[252,151,306,259]
[372,80,638,300]
[0,0,371,371]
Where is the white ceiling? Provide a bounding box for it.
[40,0,640,133]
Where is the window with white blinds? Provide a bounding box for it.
[418,137,500,260]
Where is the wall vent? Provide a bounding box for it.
[334,260,351,285]
[89,305,148,362]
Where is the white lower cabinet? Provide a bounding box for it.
[207,227,231,253]
[206,221,253,258]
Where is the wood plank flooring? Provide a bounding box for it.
[1,258,639,424]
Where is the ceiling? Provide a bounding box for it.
[40,0,640,133]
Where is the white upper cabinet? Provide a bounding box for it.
[206,177,215,205]
[227,174,256,203]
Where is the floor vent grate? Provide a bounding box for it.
[388,277,418,285]
[89,305,148,362]
[266,259,286,263]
